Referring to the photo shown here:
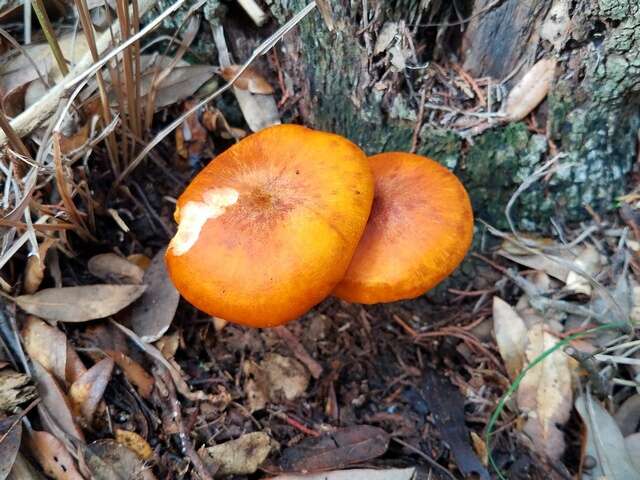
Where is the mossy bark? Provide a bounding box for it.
[271,0,640,231]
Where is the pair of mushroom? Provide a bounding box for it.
[165,125,473,328]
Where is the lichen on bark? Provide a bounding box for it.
[272,0,640,231]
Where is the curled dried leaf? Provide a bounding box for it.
[504,58,557,122]
[69,358,114,423]
[220,65,275,94]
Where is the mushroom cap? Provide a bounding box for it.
[333,152,473,304]
[165,124,374,327]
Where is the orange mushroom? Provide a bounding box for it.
[165,124,374,328]
[334,152,473,304]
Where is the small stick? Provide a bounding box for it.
[156,368,216,480]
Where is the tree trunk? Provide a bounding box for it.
[269,0,640,232]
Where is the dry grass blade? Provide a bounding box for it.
[52,132,92,240]
[144,13,201,130]
[112,0,318,187]
[0,0,158,147]
[30,0,69,76]
[73,0,120,174]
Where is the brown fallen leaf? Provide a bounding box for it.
[565,244,601,296]
[88,253,145,285]
[114,429,153,461]
[504,58,557,122]
[516,324,572,461]
[279,426,389,472]
[59,123,90,155]
[69,357,114,423]
[6,452,45,480]
[22,316,67,382]
[220,65,275,94]
[244,353,309,412]
[126,254,152,271]
[28,430,84,480]
[106,350,154,399]
[130,248,180,343]
[492,297,528,380]
[575,393,640,479]
[16,284,147,323]
[86,439,153,480]
[65,345,87,385]
[23,238,56,294]
[199,431,273,476]
[0,416,22,479]
[0,369,37,411]
[31,360,84,442]
[147,64,217,110]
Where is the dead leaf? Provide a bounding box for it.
[374,22,399,55]
[22,316,67,382]
[155,332,179,360]
[493,297,528,380]
[199,431,273,476]
[65,345,87,385]
[220,65,275,94]
[498,249,571,282]
[69,357,114,423]
[280,426,389,472]
[516,324,572,461]
[0,416,21,480]
[624,433,640,473]
[114,429,153,461]
[16,284,147,323]
[126,254,152,271]
[59,123,90,155]
[0,33,89,97]
[504,58,557,122]
[28,430,84,480]
[130,248,180,343]
[86,439,148,480]
[23,238,56,294]
[107,350,154,399]
[175,99,209,162]
[88,253,145,285]
[244,353,309,412]
[6,452,45,480]
[31,360,84,441]
[565,244,601,296]
[233,86,281,132]
[0,369,37,411]
[575,393,640,479]
[148,65,217,110]
[267,468,417,480]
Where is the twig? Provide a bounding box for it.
[155,368,216,480]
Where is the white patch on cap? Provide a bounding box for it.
[169,187,239,256]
